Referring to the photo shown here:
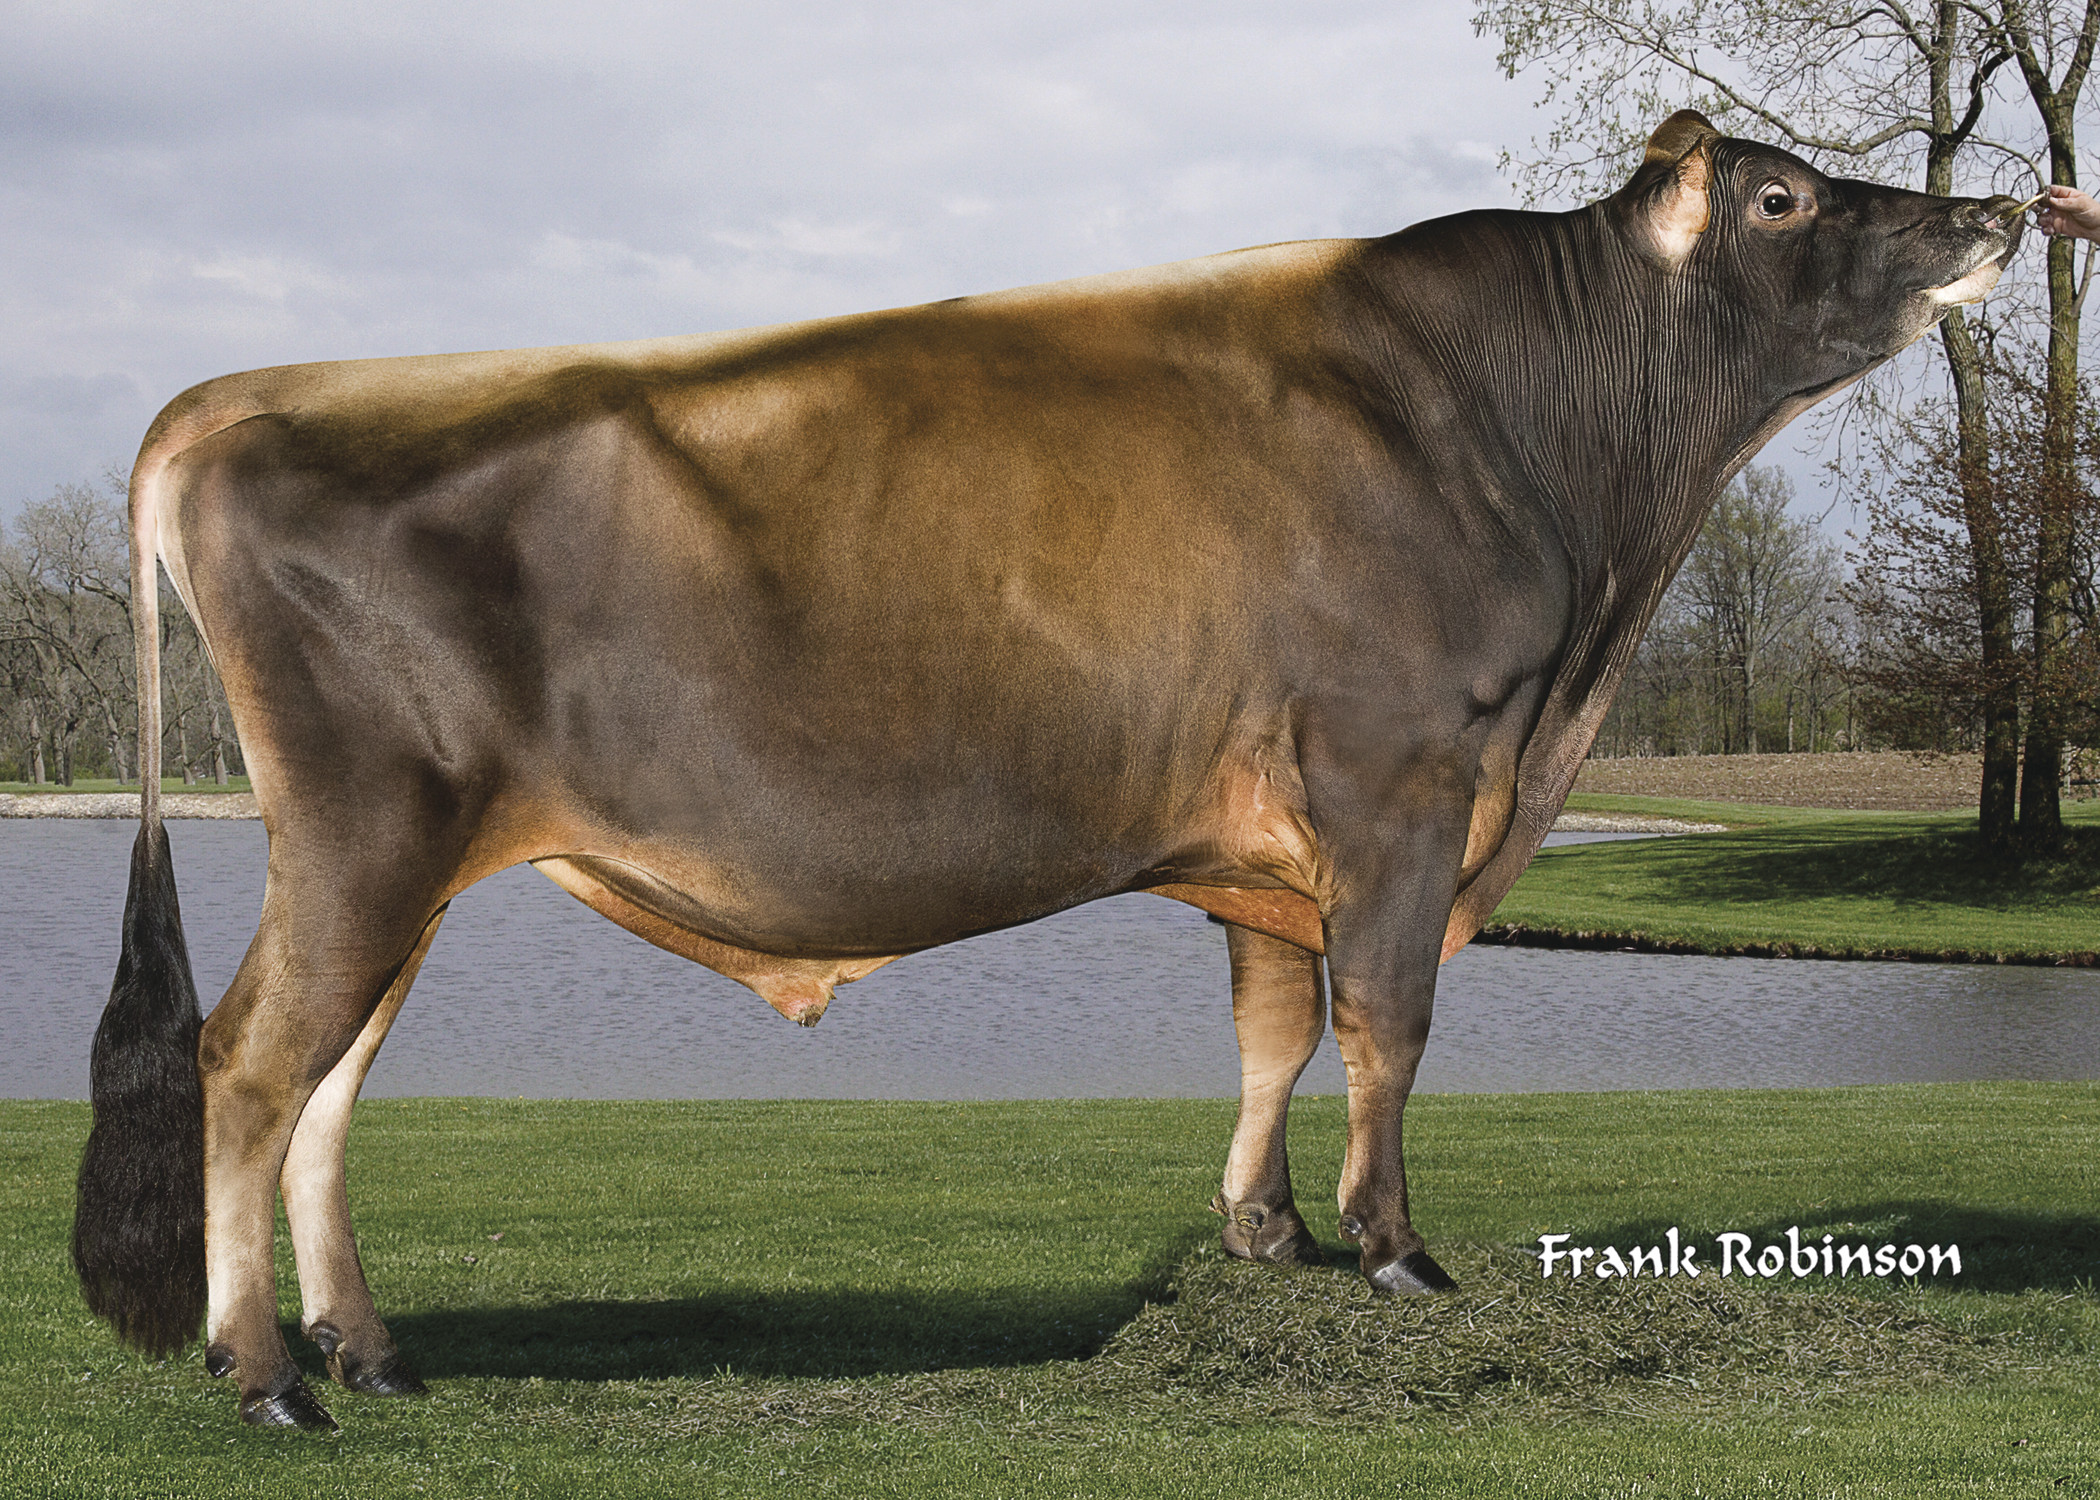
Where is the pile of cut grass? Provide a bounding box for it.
[1088,1244,2063,1422]
[607,1241,2082,1441]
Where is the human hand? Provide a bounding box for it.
[2035,185,2100,241]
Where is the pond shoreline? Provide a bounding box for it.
[0,793,1725,834]
[0,791,258,818]
[1471,922,2100,968]
[13,794,2088,969]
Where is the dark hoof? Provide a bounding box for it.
[309,1320,427,1396]
[1365,1249,1459,1295]
[204,1342,237,1378]
[1218,1201,1328,1267]
[332,1348,428,1397]
[240,1380,339,1432]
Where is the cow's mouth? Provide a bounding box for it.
[1926,238,2015,307]
[1925,199,2023,306]
[1927,256,2006,306]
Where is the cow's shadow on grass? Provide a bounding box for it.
[347,1226,1212,1382]
[1571,1202,2100,1294]
[333,1205,2096,1384]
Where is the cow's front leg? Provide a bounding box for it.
[1213,923,1328,1265]
[1322,824,1466,1295]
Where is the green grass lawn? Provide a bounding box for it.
[3,1088,2096,1497]
[1491,795,2100,962]
[0,776,252,796]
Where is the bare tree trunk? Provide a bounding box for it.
[1744,645,1759,754]
[1921,26,2016,848]
[1940,311,2021,848]
[208,691,228,786]
[2017,199,2081,845]
[2003,0,2099,849]
[104,706,127,786]
[27,705,44,784]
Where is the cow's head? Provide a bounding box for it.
[1612,109,2024,401]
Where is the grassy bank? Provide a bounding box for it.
[3,1088,2096,1496]
[0,775,251,795]
[1484,795,2100,963]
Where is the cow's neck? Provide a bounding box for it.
[1355,207,1793,683]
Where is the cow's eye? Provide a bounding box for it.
[1757,182,1798,220]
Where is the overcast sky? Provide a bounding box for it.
[0,0,1555,514]
[0,0,1919,526]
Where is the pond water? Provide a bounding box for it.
[3,819,2096,1099]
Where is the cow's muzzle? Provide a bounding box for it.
[1968,194,2029,258]
[1925,200,2024,307]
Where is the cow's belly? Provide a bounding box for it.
[517,730,1334,1020]
[531,851,1326,1026]
[530,853,902,1025]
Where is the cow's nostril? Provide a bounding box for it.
[1976,193,2039,233]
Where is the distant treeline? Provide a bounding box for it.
[1595,466,1858,758]
[1595,465,2096,785]
[1,476,240,786]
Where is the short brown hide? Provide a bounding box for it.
[74,109,2024,1429]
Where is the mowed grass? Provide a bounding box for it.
[3,1087,2098,1496]
[1492,795,2100,961]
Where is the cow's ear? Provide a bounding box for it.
[1642,109,1718,169]
[1630,110,1719,267]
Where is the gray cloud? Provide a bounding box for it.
[2,1,1541,511]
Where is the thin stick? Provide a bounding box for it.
[1983,190,2050,230]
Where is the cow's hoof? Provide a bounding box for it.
[1217,1199,1327,1266]
[239,1380,339,1432]
[332,1348,428,1397]
[309,1321,427,1396]
[1365,1249,1459,1295]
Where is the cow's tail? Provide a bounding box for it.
[72,444,208,1357]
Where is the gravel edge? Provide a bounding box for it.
[0,792,260,819]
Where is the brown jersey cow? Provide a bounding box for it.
[74,111,2021,1430]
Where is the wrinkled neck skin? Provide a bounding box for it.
[1357,202,1833,656]
[1341,203,1882,939]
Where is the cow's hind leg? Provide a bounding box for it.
[1212,924,1328,1266]
[281,906,446,1399]
[200,866,452,1431]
